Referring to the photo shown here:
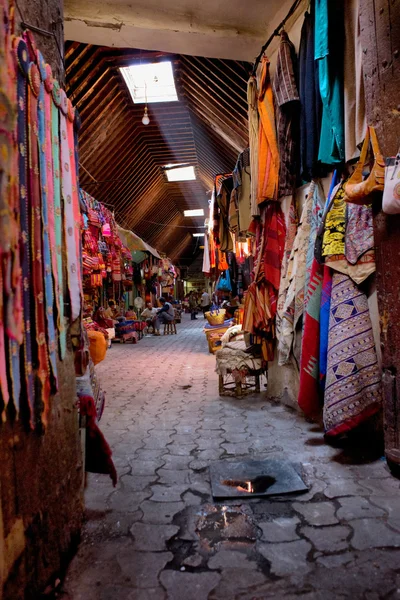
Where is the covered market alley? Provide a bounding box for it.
[0,0,400,598]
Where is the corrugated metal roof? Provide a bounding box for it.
[65,43,250,263]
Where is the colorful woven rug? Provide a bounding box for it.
[323,272,382,436]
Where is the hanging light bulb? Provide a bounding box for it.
[142,106,150,126]
[141,80,150,125]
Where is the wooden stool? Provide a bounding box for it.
[163,320,177,335]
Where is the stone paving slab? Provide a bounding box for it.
[62,315,400,600]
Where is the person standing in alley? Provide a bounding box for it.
[201,288,211,317]
[188,291,197,320]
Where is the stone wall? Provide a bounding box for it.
[0,0,84,598]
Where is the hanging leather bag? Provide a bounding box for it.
[382,154,400,214]
[343,126,385,205]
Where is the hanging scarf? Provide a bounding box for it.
[60,89,81,321]
[323,272,381,436]
[51,79,66,357]
[27,59,51,419]
[247,76,260,217]
[257,57,279,204]
[37,49,58,387]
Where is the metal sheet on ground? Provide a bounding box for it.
[209,459,309,499]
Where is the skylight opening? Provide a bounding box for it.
[166,166,196,182]
[184,209,204,217]
[120,61,178,104]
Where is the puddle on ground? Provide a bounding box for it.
[195,504,258,553]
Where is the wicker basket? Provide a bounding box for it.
[205,308,226,326]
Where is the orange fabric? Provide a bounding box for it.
[88,330,107,365]
[217,248,229,271]
[258,57,280,204]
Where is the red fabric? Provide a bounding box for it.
[78,395,117,486]
[297,259,324,417]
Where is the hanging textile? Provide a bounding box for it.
[257,57,279,204]
[303,180,326,320]
[202,233,211,275]
[298,4,323,180]
[277,186,313,365]
[15,36,35,422]
[323,272,382,436]
[51,79,66,358]
[297,257,324,416]
[27,55,52,419]
[319,265,332,392]
[315,0,345,165]
[1,7,23,417]
[37,49,58,387]
[247,76,260,217]
[343,0,366,161]
[60,89,81,321]
[273,31,300,198]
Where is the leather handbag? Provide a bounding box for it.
[382,154,400,214]
[344,126,385,205]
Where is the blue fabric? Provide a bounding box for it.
[315,0,345,165]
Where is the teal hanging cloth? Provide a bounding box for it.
[315,0,345,165]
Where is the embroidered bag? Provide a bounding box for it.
[382,154,400,214]
[344,126,385,205]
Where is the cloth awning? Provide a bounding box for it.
[117,226,160,259]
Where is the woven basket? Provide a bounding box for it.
[205,309,226,326]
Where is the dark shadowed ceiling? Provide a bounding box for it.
[65,43,250,263]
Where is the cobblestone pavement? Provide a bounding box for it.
[62,314,400,600]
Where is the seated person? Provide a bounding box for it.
[153,297,175,335]
[125,305,137,320]
[141,302,158,331]
[104,299,120,321]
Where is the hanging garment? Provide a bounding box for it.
[345,204,374,265]
[257,57,279,204]
[216,177,234,253]
[235,149,252,238]
[51,79,67,358]
[247,76,260,218]
[263,202,286,317]
[322,182,346,257]
[297,257,324,415]
[273,31,300,197]
[277,185,314,365]
[37,49,58,388]
[303,180,326,319]
[60,89,82,321]
[28,59,52,421]
[319,265,333,392]
[323,184,376,285]
[323,272,382,436]
[315,0,345,165]
[15,36,35,423]
[344,0,366,161]
[298,5,323,180]
[202,232,211,275]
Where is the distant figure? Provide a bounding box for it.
[188,291,197,320]
[125,305,137,319]
[153,297,175,335]
[141,302,158,332]
[104,299,120,320]
[200,289,211,317]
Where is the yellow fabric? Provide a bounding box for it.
[257,57,279,204]
[322,184,346,256]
